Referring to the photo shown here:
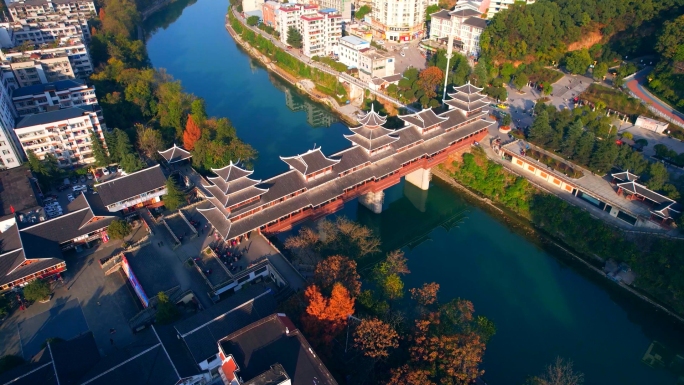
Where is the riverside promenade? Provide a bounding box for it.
[227,8,416,114]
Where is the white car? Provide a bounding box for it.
[402,45,409,50]
[67,194,75,202]
[102,168,110,176]
[72,185,87,192]
[400,51,405,57]
[376,40,384,45]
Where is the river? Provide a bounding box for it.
[143,0,684,383]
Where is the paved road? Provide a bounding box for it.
[627,68,684,127]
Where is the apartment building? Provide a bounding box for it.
[370,0,425,42]
[12,79,96,117]
[359,48,394,82]
[429,8,488,55]
[262,1,280,28]
[486,0,534,18]
[1,36,94,84]
[0,83,21,169]
[338,35,371,68]
[301,9,342,57]
[14,105,106,168]
[316,0,351,20]
[0,16,91,48]
[276,3,319,45]
[7,0,96,22]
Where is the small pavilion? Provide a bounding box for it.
[158,144,192,165]
[615,176,681,225]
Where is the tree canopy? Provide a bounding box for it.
[286,26,303,48]
[163,177,185,210]
[23,279,51,302]
[107,219,131,240]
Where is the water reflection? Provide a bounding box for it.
[143,0,198,37]
[271,75,337,129]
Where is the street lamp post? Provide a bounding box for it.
[441,29,455,106]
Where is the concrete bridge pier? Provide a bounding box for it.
[359,190,385,214]
[404,182,428,213]
[348,82,365,105]
[405,167,431,190]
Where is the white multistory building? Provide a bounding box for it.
[370,0,425,42]
[316,0,351,20]
[1,36,93,85]
[338,35,371,68]
[0,82,21,169]
[14,105,106,168]
[429,8,488,56]
[7,0,96,22]
[276,3,319,45]
[301,9,342,57]
[486,0,535,18]
[12,78,97,117]
[0,15,91,48]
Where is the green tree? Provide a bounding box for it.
[163,177,185,210]
[502,114,512,126]
[23,279,51,302]
[528,110,551,145]
[355,5,371,20]
[561,119,584,158]
[425,4,440,21]
[90,131,109,167]
[589,140,618,172]
[646,162,669,191]
[470,59,489,87]
[27,150,47,176]
[156,292,180,324]
[287,26,303,49]
[565,49,592,75]
[0,355,25,375]
[108,219,131,240]
[500,63,515,83]
[513,73,529,91]
[593,62,608,81]
[246,15,259,26]
[574,131,595,165]
[120,153,143,173]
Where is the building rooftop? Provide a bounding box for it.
[12,79,86,98]
[0,166,40,216]
[431,9,451,19]
[450,8,482,18]
[219,313,338,385]
[340,35,369,46]
[94,165,167,207]
[15,105,97,129]
[158,144,192,164]
[174,287,276,366]
[398,108,448,129]
[281,147,340,176]
[463,16,488,29]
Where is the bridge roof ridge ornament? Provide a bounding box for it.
[357,104,388,127]
[280,146,340,176]
[158,143,192,164]
[211,160,253,182]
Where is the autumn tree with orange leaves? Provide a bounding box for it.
[183,114,201,151]
[353,318,399,359]
[302,283,354,346]
[410,282,440,307]
[417,66,444,101]
[314,255,361,297]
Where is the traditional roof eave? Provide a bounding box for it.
[158,144,192,164]
[398,108,449,129]
[357,104,388,127]
[280,147,340,176]
[211,160,253,182]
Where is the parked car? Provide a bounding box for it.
[102,168,110,176]
[72,185,87,192]
[116,166,123,173]
[95,171,103,178]
[109,166,118,174]
[400,51,405,57]
[376,40,384,45]
[57,185,69,192]
[67,194,75,202]
[79,176,86,183]
[86,174,94,180]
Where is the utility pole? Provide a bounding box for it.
[441,29,455,107]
